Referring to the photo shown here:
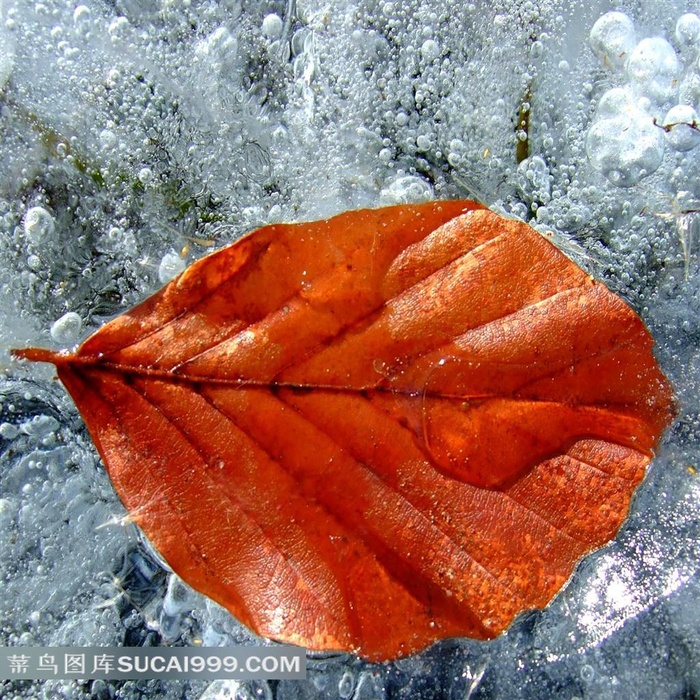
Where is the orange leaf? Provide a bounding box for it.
[14,201,675,660]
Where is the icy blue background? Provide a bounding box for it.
[1,1,699,698]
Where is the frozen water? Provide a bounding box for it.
[627,37,680,106]
[586,87,665,186]
[262,13,284,41]
[379,174,434,204]
[0,17,14,93]
[662,104,700,152]
[23,207,55,244]
[158,250,186,284]
[50,311,82,345]
[1,0,699,699]
[589,11,637,69]
[675,13,700,49]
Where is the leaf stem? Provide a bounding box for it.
[11,347,69,365]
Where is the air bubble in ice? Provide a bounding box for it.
[21,415,60,439]
[516,156,551,203]
[596,87,633,119]
[108,16,129,39]
[678,72,700,106]
[73,5,90,25]
[99,129,117,149]
[291,28,313,57]
[195,26,238,70]
[676,14,700,49]
[589,12,636,68]
[662,104,700,151]
[416,134,432,151]
[50,312,82,345]
[23,207,55,243]
[261,13,283,41]
[420,39,440,62]
[137,167,153,184]
[0,423,19,440]
[580,664,595,682]
[586,89,664,186]
[0,498,15,527]
[449,138,465,154]
[158,251,186,284]
[627,37,679,105]
[379,175,433,204]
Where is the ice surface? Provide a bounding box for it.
[1,0,699,698]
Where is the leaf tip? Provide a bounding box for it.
[11,347,70,365]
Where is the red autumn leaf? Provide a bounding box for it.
[15,200,675,660]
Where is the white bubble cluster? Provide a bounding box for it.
[193,25,240,88]
[516,156,551,204]
[21,414,60,439]
[586,11,700,186]
[420,39,440,62]
[589,12,636,68]
[662,104,700,151]
[586,88,664,187]
[261,13,283,41]
[158,250,186,284]
[50,311,82,345]
[23,206,55,243]
[676,13,700,49]
[379,175,433,205]
[72,5,91,25]
[627,37,679,105]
